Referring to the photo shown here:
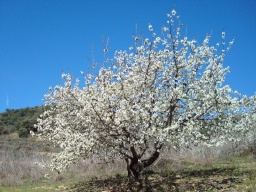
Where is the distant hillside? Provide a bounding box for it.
[0,106,44,137]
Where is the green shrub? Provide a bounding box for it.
[18,128,29,138]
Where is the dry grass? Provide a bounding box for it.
[0,135,52,186]
[0,135,127,188]
[1,135,256,192]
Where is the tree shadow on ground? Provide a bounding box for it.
[69,167,244,192]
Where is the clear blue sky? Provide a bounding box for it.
[0,0,255,112]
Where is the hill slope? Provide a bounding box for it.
[0,106,44,137]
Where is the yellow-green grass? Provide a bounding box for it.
[68,155,256,191]
[0,182,68,192]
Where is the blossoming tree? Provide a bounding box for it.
[240,95,256,153]
[35,10,247,179]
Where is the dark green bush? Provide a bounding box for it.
[18,127,29,138]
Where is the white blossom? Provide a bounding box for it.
[148,24,153,31]
[172,9,176,16]
[222,32,225,39]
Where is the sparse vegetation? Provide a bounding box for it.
[1,132,256,191]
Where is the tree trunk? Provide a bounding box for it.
[253,147,256,160]
[125,157,144,191]
[125,157,144,180]
[142,149,160,168]
[125,149,161,188]
[125,145,162,191]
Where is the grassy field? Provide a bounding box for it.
[67,155,256,192]
[0,135,256,192]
